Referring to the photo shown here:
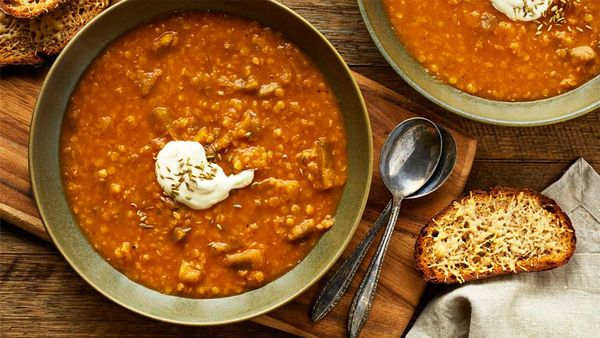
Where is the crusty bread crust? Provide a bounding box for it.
[0,0,66,19]
[0,11,43,66]
[0,0,109,66]
[33,0,110,55]
[415,187,576,284]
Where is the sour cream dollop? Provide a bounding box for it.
[155,141,254,210]
[491,0,551,22]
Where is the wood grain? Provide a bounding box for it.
[352,66,600,163]
[0,62,477,337]
[2,0,599,336]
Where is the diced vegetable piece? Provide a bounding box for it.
[152,106,172,126]
[234,75,260,91]
[287,216,335,242]
[287,219,315,242]
[114,241,132,260]
[239,110,262,138]
[252,178,301,195]
[317,215,335,231]
[128,68,162,96]
[152,107,182,140]
[298,138,345,190]
[205,110,262,158]
[208,242,231,253]
[172,227,191,242]
[570,46,596,64]
[152,31,178,52]
[258,82,279,97]
[246,271,265,286]
[178,260,203,284]
[224,249,263,269]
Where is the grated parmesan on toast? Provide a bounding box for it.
[415,188,576,284]
[31,0,109,55]
[0,0,109,66]
[0,11,42,65]
[0,0,66,19]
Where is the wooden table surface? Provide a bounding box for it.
[1,0,599,336]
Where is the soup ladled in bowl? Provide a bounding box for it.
[30,0,371,324]
[359,0,600,125]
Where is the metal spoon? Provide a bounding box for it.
[311,125,455,323]
[347,117,442,338]
[406,126,456,199]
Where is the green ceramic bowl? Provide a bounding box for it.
[29,0,372,325]
[358,0,600,126]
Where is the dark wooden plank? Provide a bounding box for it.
[0,221,55,255]
[353,67,600,162]
[466,160,600,191]
[280,0,388,67]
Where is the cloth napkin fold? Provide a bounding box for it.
[407,158,600,338]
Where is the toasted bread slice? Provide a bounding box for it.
[0,0,65,19]
[0,0,109,66]
[0,11,42,65]
[415,188,575,284]
[31,0,110,55]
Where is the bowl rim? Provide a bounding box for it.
[357,0,600,127]
[29,0,372,325]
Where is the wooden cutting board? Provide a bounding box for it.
[0,67,476,337]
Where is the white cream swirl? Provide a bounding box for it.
[155,141,254,210]
[491,0,551,22]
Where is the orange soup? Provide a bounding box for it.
[60,12,347,298]
[385,0,600,101]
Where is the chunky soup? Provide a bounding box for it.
[60,12,347,298]
[385,0,600,101]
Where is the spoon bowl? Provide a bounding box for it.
[406,126,457,199]
[380,118,443,198]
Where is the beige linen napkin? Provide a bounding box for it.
[406,158,600,338]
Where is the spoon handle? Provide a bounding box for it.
[347,199,402,338]
[311,200,393,322]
